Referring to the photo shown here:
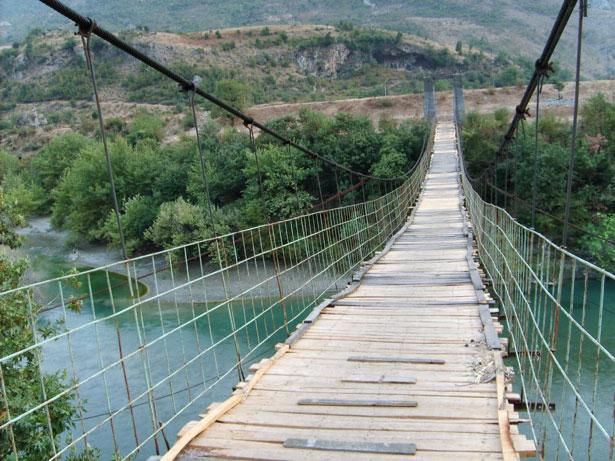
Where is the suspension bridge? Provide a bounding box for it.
[165,120,535,460]
[0,1,613,460]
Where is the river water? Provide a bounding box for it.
[504,278,615,460]
[16,218,332,459]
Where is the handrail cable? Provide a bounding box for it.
[456,120,614,459]
[562,0,587,246]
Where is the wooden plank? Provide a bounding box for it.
[341,375,417,384]
[348,355,446,365]
[479,305,502,350]
[187,437,506,460]
[494,351,519,461]
[219,410,504,435]
[201,422,504,452]
[283,438,417,455]
[297,398,418,407]
[162,394,242,461]
[163,345,289,461]
[303,298,333,323]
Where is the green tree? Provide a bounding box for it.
[580,214,615,270]
[0,150,20,182]
[552,79,565,99]
[212,80,251,120]
[99,194,159,255]
[455,40,463,55]
[463,102,614,266]
[187,128,249,206]
[370,144,408,178]
[51,139,161,243]
[30,133,92,210]
[0,187,98,460]
[145,197,228,251]
[581,93,615,141]
[0,186,24,248]
[126,111,165,146]
[242,145,315,223]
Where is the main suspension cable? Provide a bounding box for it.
[562,0,587,246]
[499,0,579,154]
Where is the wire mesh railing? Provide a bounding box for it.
[457,123,615,460]
[0,128,433,460]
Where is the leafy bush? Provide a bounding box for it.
[580,214,615,270]
[211,80,251,120]
[370,144,407,178]
[0,189,93,460]
[187,126,249,206]
[31,132,92,205]
[51,139,159,242]
[100,194,158,255]
[242,144,315,223]
[221,41,236,51]
[145,197,228,251]
[126,111,165,146]
[462,100,615,266]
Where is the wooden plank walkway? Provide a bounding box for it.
[171,121,534,460]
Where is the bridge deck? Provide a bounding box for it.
[175,122,528,460]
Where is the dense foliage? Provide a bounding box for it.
[462,94,615,269]
[1,109,426,258]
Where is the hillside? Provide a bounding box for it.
[1,24,524,155]
[1,0,614,78]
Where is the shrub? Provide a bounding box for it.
[127,112,165,145]
[145,197,229,252]
[99,194,158,255]
[221,41,236,51]
[31,132,92,201]
[212,80,251,120]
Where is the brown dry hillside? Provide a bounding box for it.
[246,80,615,126]
[0,24,519,155]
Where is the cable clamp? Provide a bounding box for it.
[179,81,196,93]
[76,17,96,38]
[534,59,554,77]
[515,105,531,120]
[243,117,254,128]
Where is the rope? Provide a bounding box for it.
[562,0,587,246]
[78,23,129,263]
[188,86,216,231]
[531,74,545,228]
[78,22,142,448]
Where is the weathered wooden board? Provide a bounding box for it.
[348,355,446,365]
[297,398,418,407]
[283,438,417,455]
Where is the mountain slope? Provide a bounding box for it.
[1,0,614,78]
